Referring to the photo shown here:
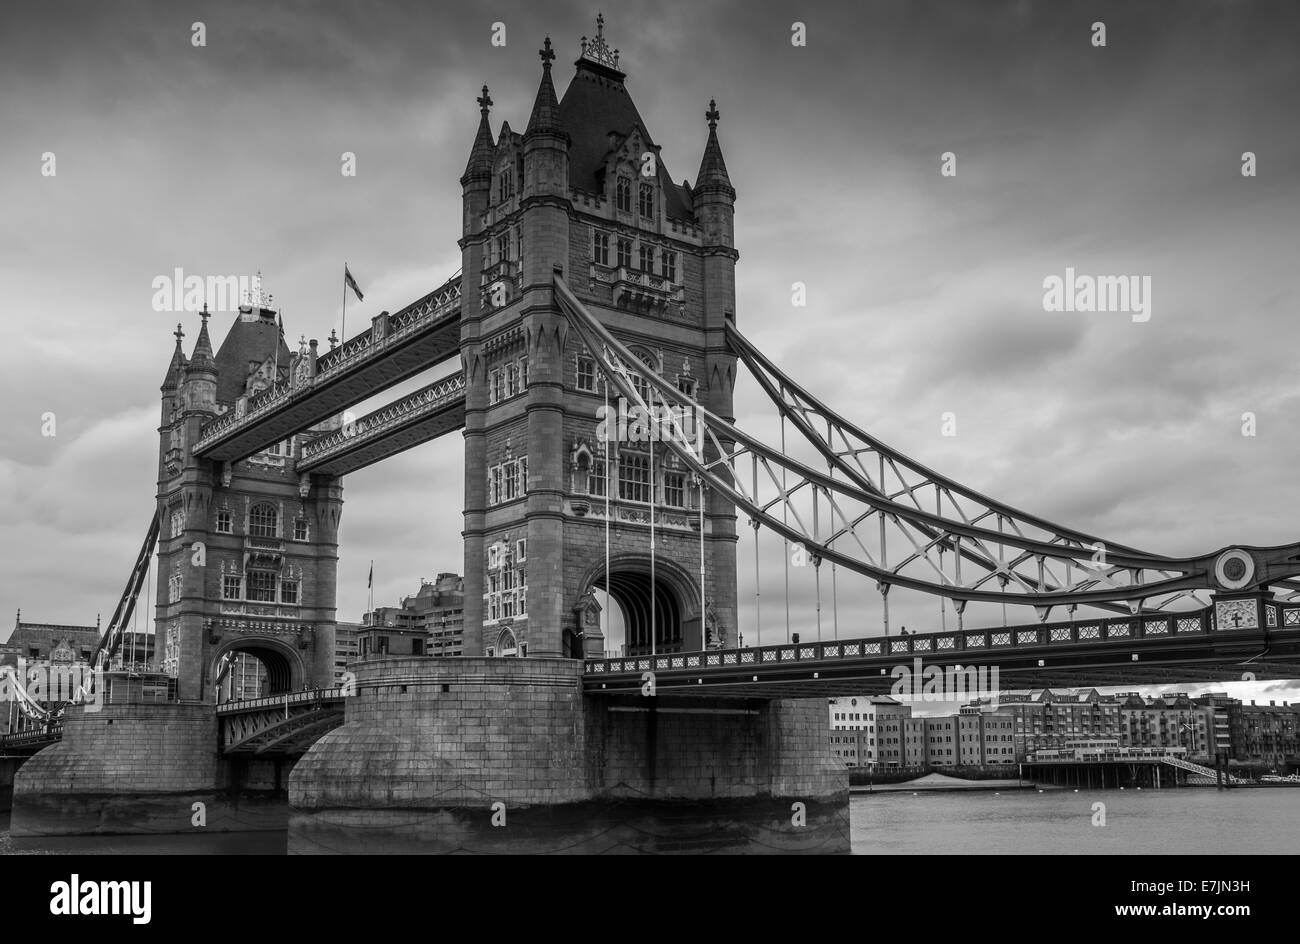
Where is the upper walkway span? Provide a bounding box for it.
[192,277,462,463]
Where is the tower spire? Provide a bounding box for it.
[161,321,188,391]
[462,84,496,184]
[695,98,734,195]
[526,38,563,136]
[189,303,217,374]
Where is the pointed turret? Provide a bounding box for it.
[161,322,188,392]
[520,34,570,220]
[693,98,738,258]
[461,85,496,186]
[525,37,565,138]
[694,99,734,198]
[181,305,219,414]
[189,305,217,376]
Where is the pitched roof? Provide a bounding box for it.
[212,310,292,406]
[3,621,99,646]
[557,58,693,220]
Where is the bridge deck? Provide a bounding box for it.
[584,609,1300,698]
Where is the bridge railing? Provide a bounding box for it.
[584,603,1300,675]
[314,279,461,381]
[215,687,345,715]
[0,721,64,750]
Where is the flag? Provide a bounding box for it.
[272,312,285,381]
[345,265,365,302]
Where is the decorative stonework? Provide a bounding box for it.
[579,13,620,71]
[1215,598,1258,631]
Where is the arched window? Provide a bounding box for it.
[249,502,278,538]
[497,629,518,657]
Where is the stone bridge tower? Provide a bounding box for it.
[155,300,341,702]
[459,18,739,659]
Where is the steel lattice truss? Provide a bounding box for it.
[555,276,1300,620]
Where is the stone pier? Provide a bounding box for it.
[289,657,849,854]
[9,702,288,836]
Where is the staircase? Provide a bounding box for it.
[1160,755,1248,785]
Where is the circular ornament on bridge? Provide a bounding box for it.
[1214,549,1256,591]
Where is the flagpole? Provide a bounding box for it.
[342,262,348,342]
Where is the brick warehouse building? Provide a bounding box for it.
[459,19,739,658]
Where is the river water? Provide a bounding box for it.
[2,788,1296,854]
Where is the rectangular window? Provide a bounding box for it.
[519,456,527,493]
[676,375,696,398]
[505,361,519,398]
[280,580,299,605]
[638,183,654,219]
[487,573,501,621]
[589,459,607,497]
[593,232,609,266]
[504,462,520,501]
[576,356,596,392]
[489,466,503,505]
[619,453,651,503]
[222,575,242,601]
[501,567,516,618]
[661,249,676,282]
[639,244,653,272]
[498,169,512,202]
[517,538,527,562]
[413,638,425,656]
[495,232,509,263]
[663,472,685,508]
[216,509,232,534]
[616,176,632,212]
[246,571,276,603]
[293,518,308,541]
[519,356,528,389]
[489,368,505,405]
[617,238,632,269]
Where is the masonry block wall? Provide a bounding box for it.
[585,695,849,802]
[289,657,588,811]
[10,702,221,835]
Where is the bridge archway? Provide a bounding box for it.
[209,636,305,702]
[583,555,698,656]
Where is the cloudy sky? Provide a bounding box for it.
[2,0,1298,704]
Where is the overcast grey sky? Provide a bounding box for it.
[2,0,1299,703]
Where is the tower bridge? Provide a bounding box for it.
[9,16,1300,853]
